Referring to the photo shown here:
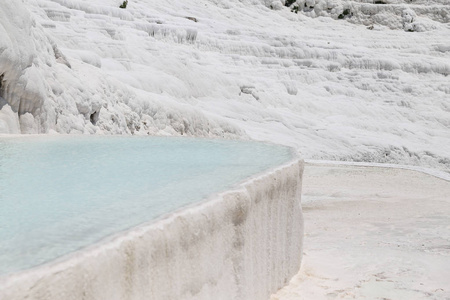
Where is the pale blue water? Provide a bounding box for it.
[0,136,293,276]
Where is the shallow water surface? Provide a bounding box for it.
[0,136,293,276]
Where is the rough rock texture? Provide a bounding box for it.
[1,0,449,171]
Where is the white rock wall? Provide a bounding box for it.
[0,1,51,133]
[0,1,243,137]
[2,0,448,170]
[0,159,304,300]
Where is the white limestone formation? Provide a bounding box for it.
[0,0,449,171]
[0,158,304,300]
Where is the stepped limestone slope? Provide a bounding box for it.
[1,0,449,170]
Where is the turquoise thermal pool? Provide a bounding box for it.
[0,136,294,276]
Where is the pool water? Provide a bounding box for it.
[0,136,294,276]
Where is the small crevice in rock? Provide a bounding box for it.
[0,73,6,110]
[185,16,198,22]
[90,111,99,125]
[52,44,71,68]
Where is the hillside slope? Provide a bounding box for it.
[0,0,449,170]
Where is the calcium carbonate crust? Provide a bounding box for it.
[0,156,304,300]
[0,1,243,138]
[1,0,449,172]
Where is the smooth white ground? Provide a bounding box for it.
[271,162,450,299]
